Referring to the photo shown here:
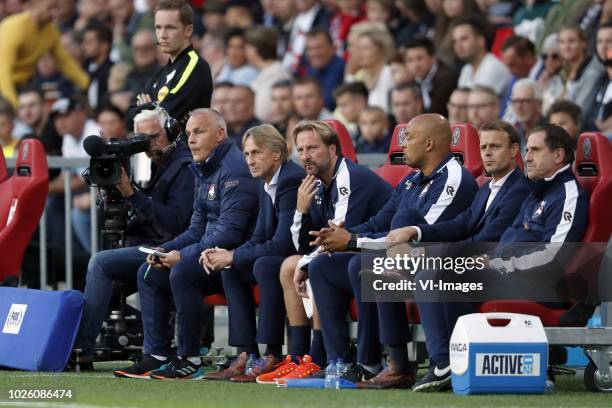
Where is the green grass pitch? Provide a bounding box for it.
[0,362,610,408]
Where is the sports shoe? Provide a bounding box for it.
[113,355,167,379]
[149,358,205,380]
[275,355,320,384]
[412,363,451,392]
[357,361,416,389]
[203,352,248,381]
[230,355,281,383]
[256,355,300,384]
[341,363,378,383]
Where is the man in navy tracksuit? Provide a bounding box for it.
[277,120,391,378]
[196,124,305,382]
[114,109,259,379]
[386,120,531,391]
[308,115,477,388]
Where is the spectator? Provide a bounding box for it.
[346,23,395,113]
[282,0,331,75]
[333,81,369,141]
[82,24,114,111]
[98,104,127,140]
[356,105,391,154]
[547,100,582,146]
[270,0,297,57]
[17,87,63,161]
[56,0,78,32]
[305,28,346,111]
[513,0,554,43]
[329,0,367,57]
[594,22,612,135]
[390,82,424,124]
[539,33,564,114]
[432,0,482,69]
[30,52,76,101]
[467,85,500,128]
[447,87,470,125]
[73,0,109,32]
[453,15,512,96]
[0,0,89,108]
[270,80,295,137]
[61,30,85,65]
[500,35,539,116]
[403,35,458,116]
[125,30,159,96]
[199,30,226,80]
[211,81,235,119]
[226,85,262,148]
[292,77,334,121]
[109,0,146,63]
[394,0,434,46]
[217,28,260,86]
[558,26,604,123]
[510,78,547,154]
[201,1,226,33]
[245,26,291,122]
[225,1,255,29]
[0,103,18,158]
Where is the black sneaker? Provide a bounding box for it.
[341,363,378,383]
[113,355,167,379]
[412,364,451,392]
[150,358,205,380]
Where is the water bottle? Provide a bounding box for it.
[246,353,257,375]
[325,360,337,389]
[335,358,346,389]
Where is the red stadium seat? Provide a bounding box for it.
[491,26,514,58]
[203,285,260,306]
[450,123,483,178]
[0,139,49,285]
[323,119,357,163]
[0,148,8,182]
[375,124,414,187]
[477,133,612,326]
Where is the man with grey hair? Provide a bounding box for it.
[200,124,305,382]
[72,107,194,367]
[115,108,259,379]
[510,78,547,155]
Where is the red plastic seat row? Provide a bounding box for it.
[0,139,49,285]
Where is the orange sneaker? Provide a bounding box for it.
[255,355,300,384]
[275,355,320,385]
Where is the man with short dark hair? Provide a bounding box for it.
[292,78,334,121]
[126,30,160,96]
[270,80,294,136]
[82,24,113,110]
[387,120,530,391]
[333,81,369,140]
[305,28,346,111]
[226,85,262,148]
[453,16,512,96]
[500,35,539,115]
[547,100,582,145]
[391,83,424,124]
[403,36,457,116]
[128,0,212,126]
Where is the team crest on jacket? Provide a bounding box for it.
[532,201,546,218]
[419,180,434,197]
[405,180,413,190]
[208,184,217,200]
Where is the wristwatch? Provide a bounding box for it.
[347,233,359,251]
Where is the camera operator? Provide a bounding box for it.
[72,107,194,362]
[127,0,213,126]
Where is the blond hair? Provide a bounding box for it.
[242,123,288,162]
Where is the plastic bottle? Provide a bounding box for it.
[325,360,337,389]
[335,358,346,389]
[246,353,257,375]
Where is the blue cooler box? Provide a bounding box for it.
[0,287,84,372]
[450,313,548,395]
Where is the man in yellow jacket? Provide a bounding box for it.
[0,0,89,108]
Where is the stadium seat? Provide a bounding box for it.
[323,119,357,163]
[478,133,612,326]
[491,26,513,58]
[450,123,483,178]
[0,147,7,182]
[0,139,49,285]
[203,286,259,306]
[375,124,414,187]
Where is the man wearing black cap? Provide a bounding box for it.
[128,0,213,127]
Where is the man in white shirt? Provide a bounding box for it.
[453,16,512,97]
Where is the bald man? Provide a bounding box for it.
[305,114,478,388]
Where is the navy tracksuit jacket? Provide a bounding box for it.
[310,154,478,364]
[221,160,306,347]
[138,139,259,357]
